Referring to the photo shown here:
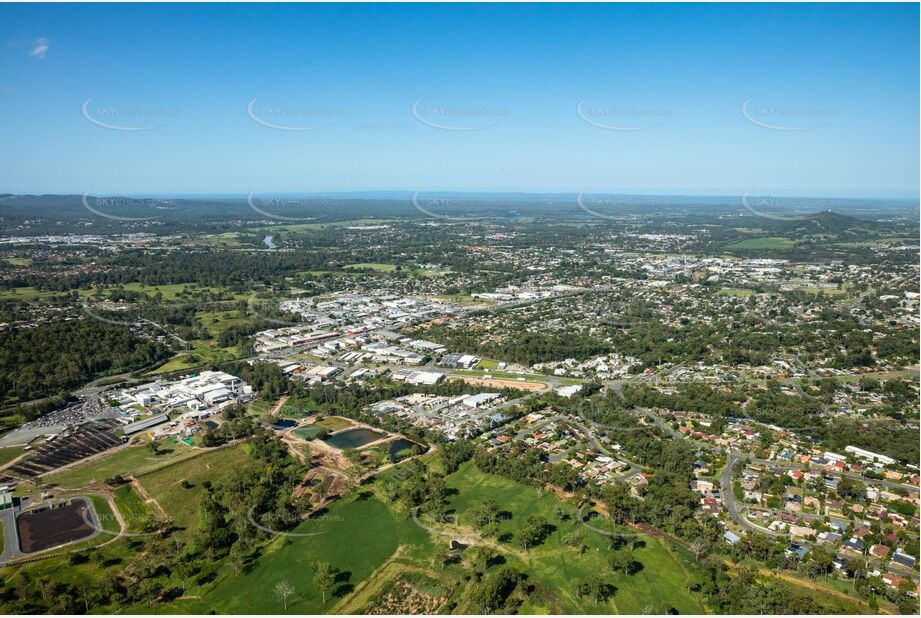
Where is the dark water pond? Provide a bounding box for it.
[388,438,422,462]
[323,427,385,449]
[272,419,297,430]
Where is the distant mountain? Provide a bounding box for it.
[760,210,882,237]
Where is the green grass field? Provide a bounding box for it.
[147,340,240,375]
[0,446,24,467]
[89,494,121,535]
[135,444,250,538]
[113,485,151,530]
[475,358,500,370]
[0,282,249,303]
[184,492,430,614]
[175,459,707,614]
[725,237,796,251]
[292,425,325,440]
[342,263,451,277]
[195,309,251,336]
[441,462,707,614]
[46,445,200,489]
[0,286,64,301]
[798,286,848,296]
[716,288,755,298]
[436,293,491,307]
[279,397,322,418]
[186,232,250,248]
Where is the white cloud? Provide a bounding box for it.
[29,38,49,60]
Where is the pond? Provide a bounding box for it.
[388,438,422,462]
[263,235,275,249]
[272,419,297,430]
[323,427,386,449]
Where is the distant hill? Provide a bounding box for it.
[761,210,882,237]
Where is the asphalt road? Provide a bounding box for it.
[720,452,780,537]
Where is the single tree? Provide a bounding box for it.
[274,580,294,611]
[313,561,336,604]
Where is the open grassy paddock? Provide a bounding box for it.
[180,491,431,614]
[135,443,251,538]
[45,444,202,489]
[439,461,708,614]
[278,397,322,419]
[146,341,241,375]
[0,446,24,468]
[113,485,151,531]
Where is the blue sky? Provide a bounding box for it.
[1,3,918,198]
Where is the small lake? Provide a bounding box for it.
[323,427,385,449]
[272,419,297,430]
[388,438,422,462]
[263,235,275,249]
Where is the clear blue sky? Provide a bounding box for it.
[1,3,918,198]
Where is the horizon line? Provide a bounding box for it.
[3,190,919,202]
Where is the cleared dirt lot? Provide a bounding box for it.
[16,498,96,553]
[451,376,546,392]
